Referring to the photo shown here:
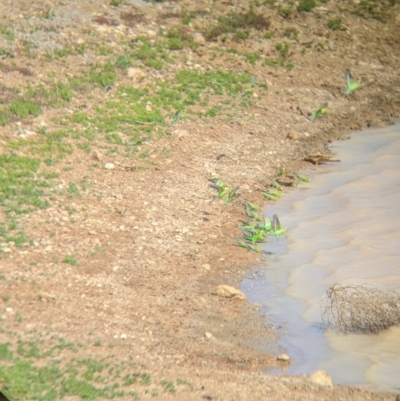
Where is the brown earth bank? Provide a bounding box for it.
[0,0,399,399]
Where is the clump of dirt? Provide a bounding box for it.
[0,0,399,399]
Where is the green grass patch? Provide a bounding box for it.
[0,154,50,218]
[0,338,176,401]
[110,0,124,6]
[205,7,270,40]
[116,55,132,69]
[0,47,14,58]
[67,69,253,144]
[298,0,317,12]
[276,42,290,58]
[327,18,345,30]
[63,255,78,265]
[0,24,14,41]
[9,100,41,118]
[132,37,169,70]
[245,53,261,65]
[283,27,299,40]
[89,62,117,87]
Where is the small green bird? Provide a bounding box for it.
[244,201,261,211]
[344,69,360,96]
[243,229,266,243]
[236,239,262,253]
[172,110,182,125]
[311,104,327,121]
[262,189,281,201]
[272,214,281,231]
[243,206,264,221]
[225,186,239,204]
[293,172,311,182]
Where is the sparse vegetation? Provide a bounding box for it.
[297,0,317,12]
[63,255,78,265]
[0,335,182,401]
[205,8,270,40]
[276,42,290,58]
[283,27,299,41]
[327,18,345,30]
[0,0,398,396]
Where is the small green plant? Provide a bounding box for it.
[110,0,123,5]
[0,47,13,58]
[89,63,117,87]
[327,18,344,30]
[54,82,73,101]
[54,48,72,59]
[161,380,176,393]
[205,8,270,40]
[9,100,41,118]
[245,53,261,65]
[298,0,317,12]
[235,29,250,40]
[123,374,137,386]
[116,55,131,69]
[0,25,14,41]
[141,374,151,385]
[167,37,184,50]
[280,8,292,18]
[67,182,81,198]
[283,27,299,40]
[276,42,289,58]
[0,343,13,360]
[63,255,78,266]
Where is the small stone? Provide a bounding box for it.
[277,353,290,362]
[309,370,333,387]
[287,131,298,140]
[77,38,85,45]
[304,132,310,137]
[92,150,101,161]
[145,103,152,112]
[193,32,206,46]
[205,332,213,339]
[214,285,246,300]
[112,265,120,272]
[105,163,115,170]
[127,68,146,81]
[2,247,11,253]
[173,129,189,138]
[88,230,97,235]
[120,333,127,339]
[5,307,13,313]
[19,130,36,139]
[146,30,157,38]
[202,263,211,271]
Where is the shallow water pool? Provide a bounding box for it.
[241,124,400,392]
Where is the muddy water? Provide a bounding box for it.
[241,124,400,392]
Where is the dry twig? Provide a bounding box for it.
[321,283,400,334]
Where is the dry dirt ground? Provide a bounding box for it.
[0,0,400,400]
